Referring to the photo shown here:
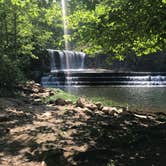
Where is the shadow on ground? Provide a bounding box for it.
[0,83,166,166]
[70,110,166,166]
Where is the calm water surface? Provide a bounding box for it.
[63,86,166,113]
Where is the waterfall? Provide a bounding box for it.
[48,49,56,71]
[42,67,166,87]
[48,49,86,72]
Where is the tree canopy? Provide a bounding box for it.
[0,0,63,58]
[68,0,166,59]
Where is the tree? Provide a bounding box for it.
[0,0,63,57]
[68,0,166,60]
[0,0,63,89]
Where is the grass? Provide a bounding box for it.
[44,88,78,103]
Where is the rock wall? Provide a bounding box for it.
[85,51,166,72]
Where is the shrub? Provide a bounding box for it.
[0,55,24,93]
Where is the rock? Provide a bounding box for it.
[34,98,42,103]
[86,103,97,111]
[95,102,103,110]
[34,83,41,87]
[41,92,50,98]
[0,127,10,135]
[41,161,47,166]
[32,88,39,93]
[76,98,97,110]
[102,107,118,115]
[27,80,35,85]
[39,87,45,93]
[102,106,124,115]
[55,98,67,106]
[0,114,10,122]
[49,98,72,106]
[65,100,73,105]
[134,114,147,119]
[41,112,52,118]
[116,108,123,114]
[49,91,55,96]
[102,106,114,112]
[33,94,40,99]
[76,98,87,108]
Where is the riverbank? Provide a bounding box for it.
[0,82,166,166]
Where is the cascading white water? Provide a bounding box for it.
[48,49,86,72]
[62,51,86,70]
[46,49,86,88]
[48,49,56,71]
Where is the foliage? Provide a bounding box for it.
[0,55,24,90]
[0,0,63,90]
[0,0,63,57]
[68,0,166,59]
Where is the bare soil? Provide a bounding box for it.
[0,82,166,166]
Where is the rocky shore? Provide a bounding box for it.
[0,82,166,166]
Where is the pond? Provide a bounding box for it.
[63,86,166,113]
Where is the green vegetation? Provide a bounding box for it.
[0,0,166,91]
[68,0,166,59]
[44,88,78,103]
[0,0,63,90]
[0,55,23,88]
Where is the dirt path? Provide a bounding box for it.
[0,82,166,166]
